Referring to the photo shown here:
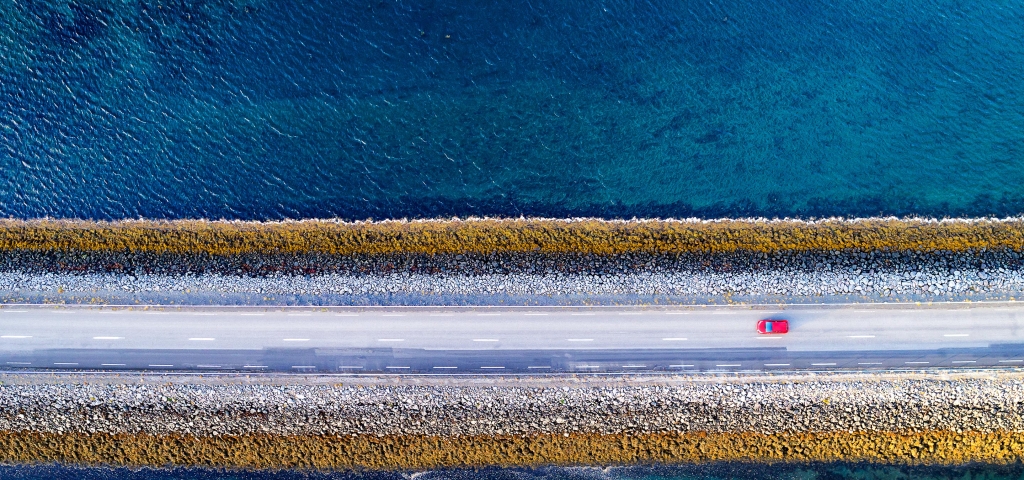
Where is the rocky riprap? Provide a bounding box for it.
[1,249,1023,304]
[1,372,1022,437]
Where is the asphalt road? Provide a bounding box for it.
[0,305,1023,373]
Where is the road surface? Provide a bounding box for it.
[0,305,1022,373]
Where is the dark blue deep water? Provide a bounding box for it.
[3,0,1024,220]
[6,464,1024,480]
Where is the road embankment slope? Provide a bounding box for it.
[0,371,1022,469]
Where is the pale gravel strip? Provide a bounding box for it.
[0,268,1018,298]
[0,373,1021,437]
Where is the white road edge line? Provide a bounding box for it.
[378,339,405,342]
[847,335,876,338]
[662,338,688,341]
[283,338,310,342]
[472,339,499,342]
[188,338,215,341]
[1,336,31,339]
[944,334,970,337]
[93,336,123,340]
[567,338,594,342]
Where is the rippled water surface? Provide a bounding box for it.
[5,464,1024,480]
[3,0,1024,219]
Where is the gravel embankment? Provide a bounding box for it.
[0,373,1021,437]
[0,250,1022,303]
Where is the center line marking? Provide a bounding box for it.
[283,338,310,342]
[477,313,501,316]
[93,336,123,340]
[386,366,410,369]
[567,338,594,342]
[243,365,268,368]
[665,312,690,315]
[847,335,876,338]
[1,335,31,339]
[188,338,215,341]
[148,364,173,367]
[670,364,694,368]
[382,314,406,317]
[54,362,78,366]
[291,365,316,369]
[999,359,1024,363]
[944,334,970,337]
[240,313,264,316]
[101,364,126,367]
[198,365,222,368]
[429,314,453,317]
[527,366,552,369]
[473,339,499,342]
[858,362,883,365]
[622,365,647,368]
[952,360,977,364]
[812,363,837,366]
[6,362,30,365]
[433,366,458,369]
[764,363,790,366]
[193,313,217,316]
[143,312,169,315]
[524,313,549,316]
[337,366,363,369]
[618,312,642,315]
[336,314,359,317]
[571,313,595,316]
[480,366,505,369]
[287,314,312,317]
[905,361,930,364]
[662,338,688,341]
[378,338,405,342]
[716,364,741,367]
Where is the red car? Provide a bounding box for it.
[757,319,789,334]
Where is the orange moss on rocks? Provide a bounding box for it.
[1,218,1024,256]
[2,430,1023,469]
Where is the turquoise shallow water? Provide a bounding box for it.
[2,0,1024,219]
[5,464,1024,480]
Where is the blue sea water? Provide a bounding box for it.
[2,0,1024,220]
[5,464,1024,480]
